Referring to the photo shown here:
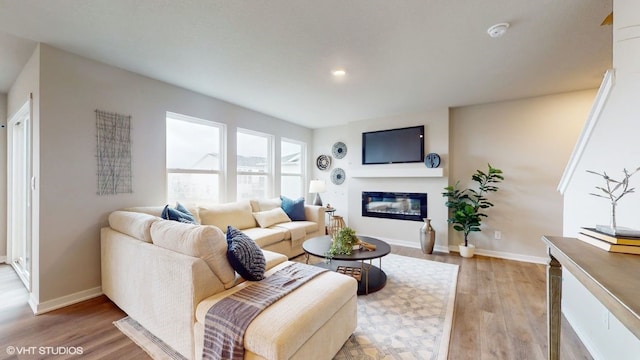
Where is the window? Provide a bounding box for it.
[281,138,305,199]
[237,129,272,200]
[166,113,225,205]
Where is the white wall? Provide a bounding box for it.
[313,109,450,251]
[312,90,595,259]
[312,124,350,212]
[450,90,596,262]
[560,0,640,357]
[563,75,640,235]
[563,0,640,236]
[9,44,313,309]
[0,93,6,262]
[562,270,640,360]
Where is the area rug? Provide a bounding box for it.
[114,253,459,360]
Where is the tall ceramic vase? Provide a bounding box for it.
[419,218,435,254]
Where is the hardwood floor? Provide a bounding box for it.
[391,246,592,360]
[0,266,149,359]
[0,248,592,360]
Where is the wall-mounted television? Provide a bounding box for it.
[362,125,424,165]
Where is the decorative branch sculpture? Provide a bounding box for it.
[586,167,640,229]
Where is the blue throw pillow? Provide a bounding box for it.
[226,226,266,281]
[175,202,192,215]
[280,196,306,221]
[161,203,196,224]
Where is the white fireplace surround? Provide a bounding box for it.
[350,167,443,178]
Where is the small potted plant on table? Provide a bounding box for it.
[328,227,360,257]
[327,227,376,258]
[442,164,504,258]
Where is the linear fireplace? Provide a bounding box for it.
[362,191,427,222]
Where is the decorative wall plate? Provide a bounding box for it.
[331,168,346,185]
[332,142,347,159]
[316,155,331,170]
[424,153,441,168]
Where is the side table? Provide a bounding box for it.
[324,207,335,234]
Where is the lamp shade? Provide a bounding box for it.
[309,179,326,193]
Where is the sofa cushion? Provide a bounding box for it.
[195,261,358,359]
[262,250,288,271]
[243,270,356,359]
[150,220,236,289]
[226,226,266,281]
[250,198,282,212]
[241,227,288,248]
[273,221,318,240]
[161,203,196,224]
[280,196,306,221]
[253,207,291,228]
[199,200,257,232]
[300,221,319,234]
[108,211,160,243]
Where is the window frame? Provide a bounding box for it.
[280,137,307,199]
[236,128,274,200]
[166,112,226,204]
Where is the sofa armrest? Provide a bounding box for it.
[304,205,325,230]
[101,227,222,359]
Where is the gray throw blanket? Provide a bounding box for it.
[202,263,328,360]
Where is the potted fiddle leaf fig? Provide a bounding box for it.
[442,164,504,258]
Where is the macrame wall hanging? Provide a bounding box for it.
[96,109,132,195]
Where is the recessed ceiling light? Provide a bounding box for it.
[487,23,510,38]
[332,69,346,77]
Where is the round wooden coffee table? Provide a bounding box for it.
[302,235,391,295]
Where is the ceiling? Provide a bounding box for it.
[0,0,612,129]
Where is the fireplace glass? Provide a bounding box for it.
[361,191,427,222]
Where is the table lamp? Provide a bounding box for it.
[309,179,326,206]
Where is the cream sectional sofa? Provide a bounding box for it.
[101,206,356,360]
[127,198,325,259]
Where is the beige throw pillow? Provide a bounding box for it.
[253,207,291,228]
[250,198,282,212]
[199,200,257,232]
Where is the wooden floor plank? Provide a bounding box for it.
[449,292,481,360]
[0,247,593,360]
[493,258,543,360]
[478,258,512,360]
[0,264,149,360]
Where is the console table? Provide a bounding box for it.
[541,236,640,360]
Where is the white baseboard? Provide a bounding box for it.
[0,256,6,264]
[447,245,548,264]
[433,244,451,253]
[346,233,547,264]
[367,235,451,254]
[29,286,103,315]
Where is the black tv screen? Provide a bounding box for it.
[362,125,424,165]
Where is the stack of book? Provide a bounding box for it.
[577,227,640,255]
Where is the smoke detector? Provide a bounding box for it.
[487,23,510,38]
